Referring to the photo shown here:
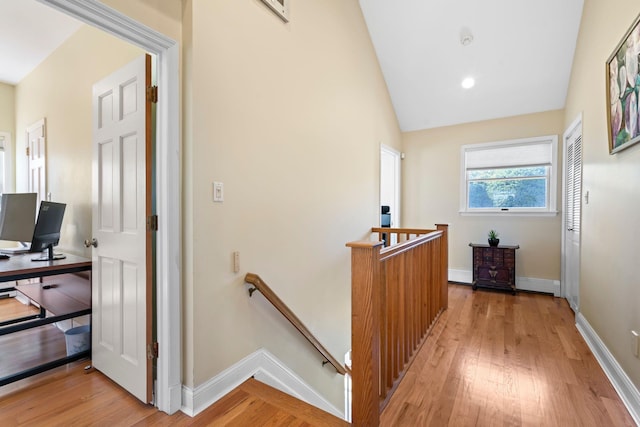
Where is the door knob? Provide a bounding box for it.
[84,238,98,248]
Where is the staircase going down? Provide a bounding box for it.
[205,378,349,426]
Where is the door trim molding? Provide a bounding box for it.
[38,0,182,414]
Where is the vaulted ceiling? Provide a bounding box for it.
[359,0,585,131]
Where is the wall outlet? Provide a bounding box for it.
[233,251,240,273]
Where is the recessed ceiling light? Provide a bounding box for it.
[461,77,475,89]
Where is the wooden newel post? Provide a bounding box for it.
[346,240,383,427]
[435,224,449,309]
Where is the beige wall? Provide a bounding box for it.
[92,0,640,413]
[564,0,640,389]
[0,82,15,137]
[403,110,565,281]
[182,0,194,395]
[100,0,182,42]
[98,0,400,409]
[15,25,144,253]
[13,0,640,416]
[181,0,400,407]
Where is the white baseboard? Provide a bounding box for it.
[180,348,344,420]
[15,292,29,305]
[449,269,471,283]
[516,276,560,296]
[448,269,560,296]
[576,313,640,425]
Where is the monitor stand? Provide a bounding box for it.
[31,244,65,262]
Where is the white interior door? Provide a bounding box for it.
[26,118,46,205]
[380,144,401,229]
[563,116,582,313]
[91,54,152,403]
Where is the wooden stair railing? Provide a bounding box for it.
[244,273,349,376]
[371,227,434,247]
[347,224,449,427]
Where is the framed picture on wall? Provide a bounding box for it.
[606,12,640,154]
[260,0,289,22]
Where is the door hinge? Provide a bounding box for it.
[147,342,159,360]
[147,214,158,231]
[26,146,30,156]
[147,85,158,103]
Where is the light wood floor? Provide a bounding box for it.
[0,364,347,426]
[0,286,636,426]
[0,295,39,322]
[380,284,636,426]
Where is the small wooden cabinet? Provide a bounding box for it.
[469,243,519,295]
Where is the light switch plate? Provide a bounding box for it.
[213,182,224,202]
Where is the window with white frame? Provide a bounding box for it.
[460,135,558,214]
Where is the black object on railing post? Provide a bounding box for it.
[381,206,391,247]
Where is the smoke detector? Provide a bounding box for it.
[460,28,474,46]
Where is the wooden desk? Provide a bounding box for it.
[0,253,91,386]
[0,253,91,284]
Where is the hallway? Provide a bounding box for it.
[380,284,635,426]
[0,284,635,426]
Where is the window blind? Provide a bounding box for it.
[466,141,553,170]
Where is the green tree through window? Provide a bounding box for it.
[468,167,547,208]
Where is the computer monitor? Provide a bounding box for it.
[30,201,66,262]
[0,193,37,244]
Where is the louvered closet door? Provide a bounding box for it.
[564,121,582,313]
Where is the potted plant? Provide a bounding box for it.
[488,230,500,247]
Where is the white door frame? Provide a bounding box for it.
[38,0,181,414]
[561,113,582,309]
